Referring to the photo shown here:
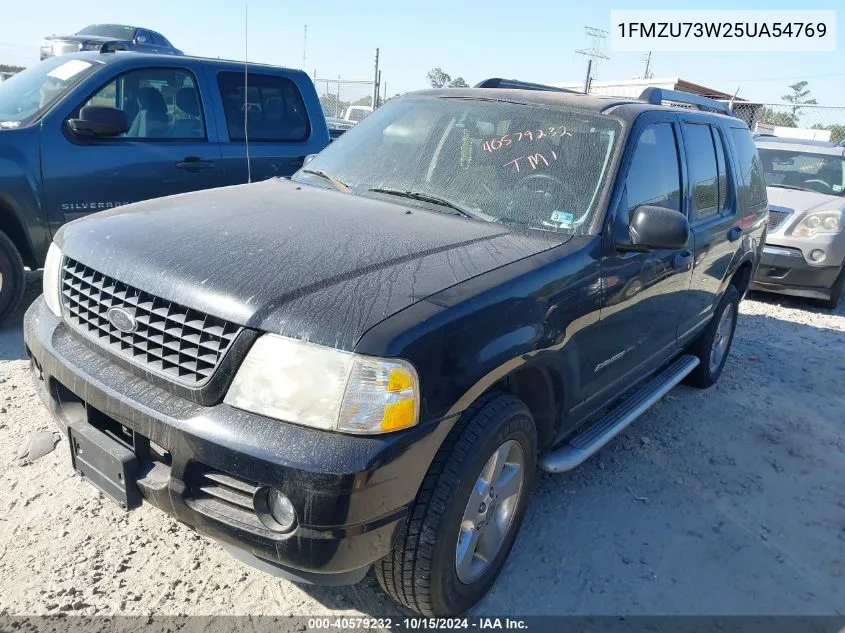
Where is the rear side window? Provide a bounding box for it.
[730,128,767,208]
[626,122,682,216]
[151,32,168,47]
[713,127,731,214]
[218,72,310,142]
[683,123,719,219]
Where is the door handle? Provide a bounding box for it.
[176,156,215,171]
[673,249,693,269]
[727,225,742,242]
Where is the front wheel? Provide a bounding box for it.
[0,230,25,325]
[684,284,740,388]
[375,393,536,616]
[817,264,845,310]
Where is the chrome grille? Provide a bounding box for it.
[60,258,241,386]
[767,210,791,233]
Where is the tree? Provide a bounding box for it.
[426,68,469,88]
[0,64,24,74]
[351,95,373,107]
[758,107,796,128]
[427,68,451,88]
[781,80,817,123]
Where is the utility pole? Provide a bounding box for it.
[302,25,307,71]
[643,51,653,79]
[377,70,382,107]
[575,26,609,94]
[582,59,592,94]
[372,48,380,109]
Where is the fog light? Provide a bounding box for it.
[255,487,297,532]
[809,249,826,263]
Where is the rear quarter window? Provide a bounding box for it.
[730,127,767,208]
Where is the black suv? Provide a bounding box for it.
[24,82,766,616]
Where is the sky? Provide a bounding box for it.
[1,0,843,104]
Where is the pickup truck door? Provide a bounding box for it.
[41,63,222,230]
[208,69,323,183]
[587,114,694,403]
[676,119,742,339]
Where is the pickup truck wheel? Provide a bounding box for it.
[817,264,844,310]
[0,231,25,325]
[375,392,536,616]
[683,284,739,389]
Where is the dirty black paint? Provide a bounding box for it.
[56,178,563,352]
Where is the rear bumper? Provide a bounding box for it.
[751,245,841,300]
[24,297,454,584]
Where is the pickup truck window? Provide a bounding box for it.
[730,128,767,207]
[625,122,681,217]
[218,72,310,142]
[0,56,99,125]
[294,97,621,233]
[82,68,205,139]
[683,123,719,219]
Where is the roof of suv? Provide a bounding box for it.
[756,137,845,156]
[408,88,745,125]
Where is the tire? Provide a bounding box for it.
[375,392,537,616]
[817,264,845,310]
[683,284,740,389]
[0,230,25,325]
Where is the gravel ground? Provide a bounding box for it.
[1,274,843,617]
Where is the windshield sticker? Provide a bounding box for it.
[834,184,843,192]
[482,127,572,153]
[46,60,92,82]
[503,150,558,173]
[550,211,575,227]
[0,121,21,129]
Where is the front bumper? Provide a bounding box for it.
[751,245,842,300]
[24,297,454,584]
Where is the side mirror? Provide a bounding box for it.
[627,205,690,251]
[67,105,129,138]
[303,153,318,166]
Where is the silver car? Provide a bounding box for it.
[752,137,845,309]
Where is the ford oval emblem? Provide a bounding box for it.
[107,307,138,334]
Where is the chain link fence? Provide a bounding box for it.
[730,103,845,143]
[313,78,376,130]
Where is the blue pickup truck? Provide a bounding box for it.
[0,52,330,322]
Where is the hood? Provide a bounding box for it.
[56,179,563,351]
[765,186,844,215]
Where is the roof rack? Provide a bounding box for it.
[639,87,732,115]
[474,78,576,93]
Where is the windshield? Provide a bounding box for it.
[0,57,100,125]
[757,147,845,197]
[76,24,135,40]
[294,97,621,233]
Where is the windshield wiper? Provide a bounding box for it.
[367,188,481,220]
[300,169,350,192]
[768,183,815,193]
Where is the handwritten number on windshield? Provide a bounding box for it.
[482,126,572,153]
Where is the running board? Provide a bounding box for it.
[539,354,700,473]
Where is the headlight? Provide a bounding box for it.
[224,334,420,434]
[42,243,63,317]
[790,210,843,238]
